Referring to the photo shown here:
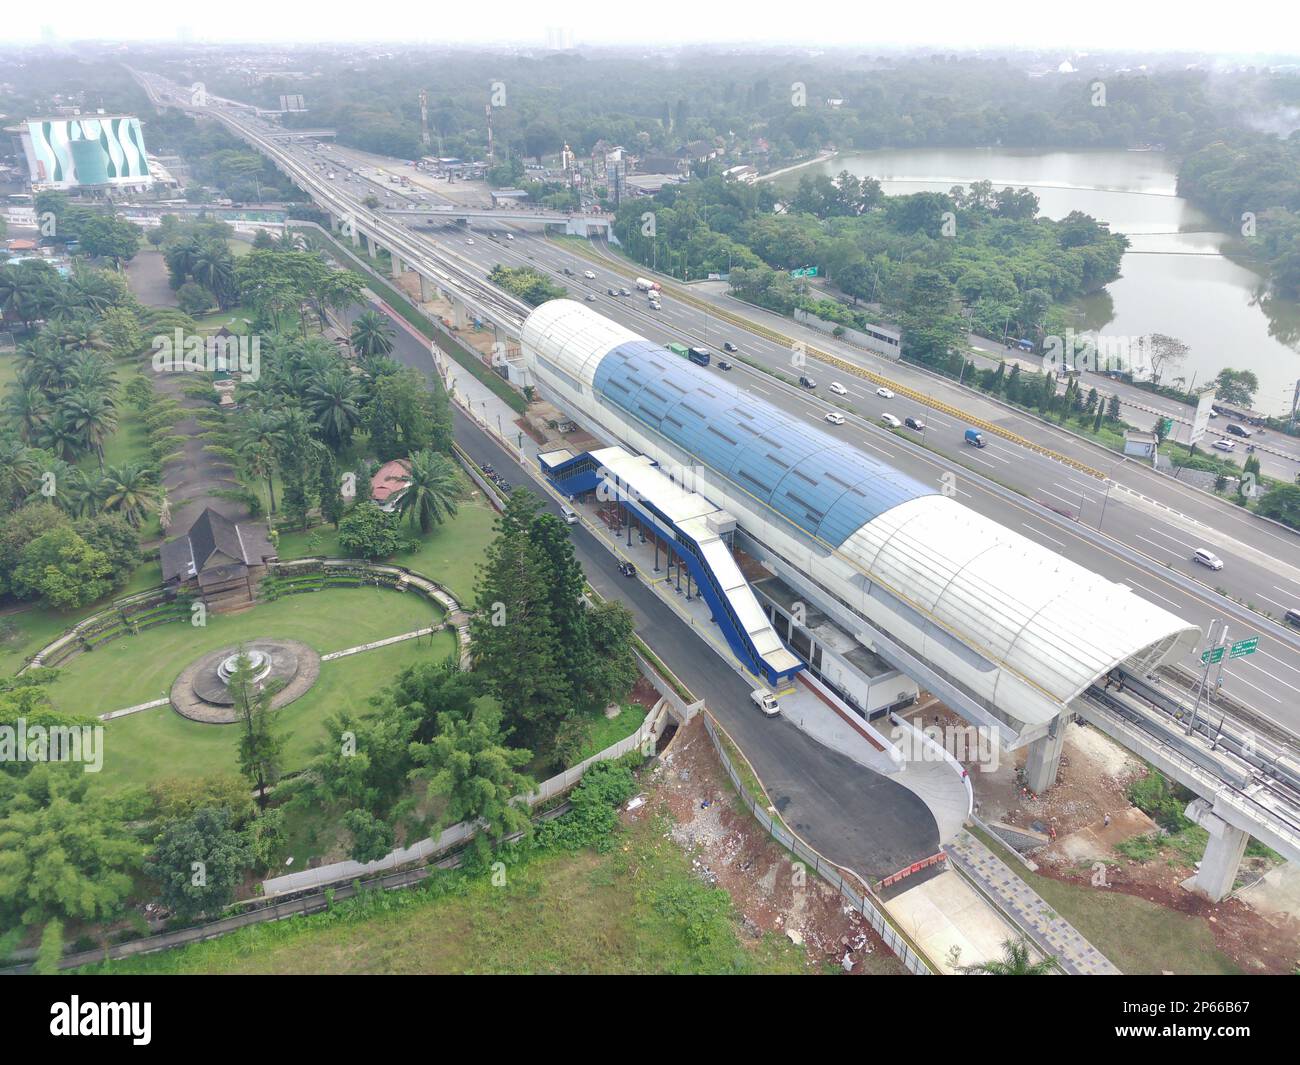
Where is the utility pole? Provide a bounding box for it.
[419,89,430,149]
[1289,378,1300,434]
[1187,620,1226,736]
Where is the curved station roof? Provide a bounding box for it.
[522,300,1200,711]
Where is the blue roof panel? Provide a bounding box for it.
[593,340,933,546]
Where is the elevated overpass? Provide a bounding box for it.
[387,205,614,236]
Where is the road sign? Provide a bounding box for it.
[1189,387,1216,447]
[1200,646,1225,665]
[1229,637,1259,659]
[1160,417,1174,437]
[789,267,818,278]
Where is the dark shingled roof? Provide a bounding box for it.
[160,507,275,585]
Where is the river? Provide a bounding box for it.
[778,148,1300,417]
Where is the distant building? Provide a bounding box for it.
[722,164,758,184]
[14,114,154,191]
[604,146,627,206]
[636,154,685,177]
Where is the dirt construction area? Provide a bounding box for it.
[627,717,908,975]
[943,703,1300,975]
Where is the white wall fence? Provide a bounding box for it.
[261,712,658,898]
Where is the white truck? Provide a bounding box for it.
[635,277,661,292]
[750,688,781,718]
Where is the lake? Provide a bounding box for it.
[779,148,1300,416]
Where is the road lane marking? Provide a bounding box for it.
[1123,580,1182,608]
[1022,523,1066,549]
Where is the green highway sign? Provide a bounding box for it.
[1229,637,1259,659]
[789,267,819,278]
[1201,646,1225,665]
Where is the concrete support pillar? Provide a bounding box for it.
[349,221,360,247]
[367,234,378,259]
[419,273,433,303]
[1182,799,1249,902]
[1024,716,1068,794]
[329,213,339,232]
[391,254,403,279]
[449,300,467,329]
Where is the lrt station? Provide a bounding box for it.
[517,300,1299,902]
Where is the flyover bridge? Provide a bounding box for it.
[387,206,614,235]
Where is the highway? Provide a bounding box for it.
[131,68,1300,741]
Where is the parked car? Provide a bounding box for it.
[560,506,579,525]
[1212,439,1236,452]
[904,416,926,431]
[1225,424,1253,438]
[829,382,848,396]
[880,413,902,429]
[825,412,846,425]
[750,688,781,718]
[799,376,818,389]
[875,386,895,399]
[1193,548,1224,571]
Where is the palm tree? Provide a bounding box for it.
[26,458,88,516]
[34,412,85,462]
[350,310,395,357]
[67,270,120,313]
[64,352,118,393]
[59,387,119,468]
[306,367,362,452]
[233,409,290,513]
[98,463,157,527]
[0,438,40,505]
[192,240,237,309]
[393,449,460,534]
[2,386,52,443]
[958,937,1057,976]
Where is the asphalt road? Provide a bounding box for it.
[347,299,941,880]
[391,221,1300,733]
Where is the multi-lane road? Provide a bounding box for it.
[132,70,1300,740]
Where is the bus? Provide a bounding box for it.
[687,347,711,366]
[667,342,689,360]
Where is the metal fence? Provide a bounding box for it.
[701,713,934,975]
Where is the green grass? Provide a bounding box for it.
[77,807,817,975]
[44,586,442,718]
[577,704,647,761]
[85,629,457,793]
[194,306,256,334]
[276,500,497,607]
[967,825,1241,975]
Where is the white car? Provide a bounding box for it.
[825,412,845,425]
[880,413,902,429]
[829,382,848,396]
[1193,548,1224,571]
[1212,439,1235,452]
[750,688,781,717]
[465,238,475,245]
[583,270,596,279]
[505,233,514,240]
[875,386,895,399]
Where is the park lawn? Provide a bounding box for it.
[277,499,497,607]
[0,348,18,391]
[967,825,1241,975]
[86,627,458,793]
[0,607,76,678]
[194,306,256,335]
[79,806,814,975]
[44,586,442,718]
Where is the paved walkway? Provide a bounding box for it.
[945,829,1121,975]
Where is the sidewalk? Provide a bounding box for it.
[945,829,1121,974]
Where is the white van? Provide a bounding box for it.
[560,506,579,525]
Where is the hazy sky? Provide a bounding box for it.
[5,0,1298,54]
